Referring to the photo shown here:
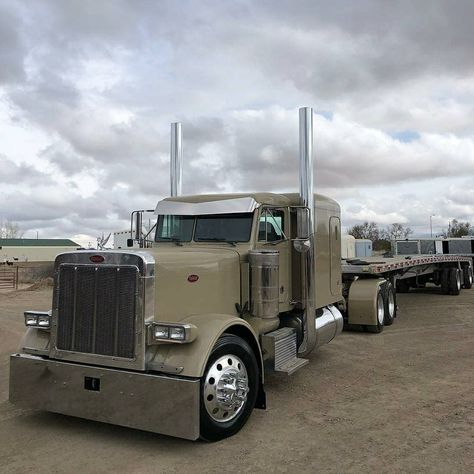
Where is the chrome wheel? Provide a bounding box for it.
[456,271,461,291]
[387,290,395,318]
[377,293,385,325]
[204,354,249,423]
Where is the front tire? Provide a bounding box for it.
[200,334,259,441]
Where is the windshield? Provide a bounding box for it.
[154,213,253,243]
[155,215,194,242]
[195,213,253,242]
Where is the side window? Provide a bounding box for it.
[258,209,285,242]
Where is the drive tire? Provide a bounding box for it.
[448,268,461,296]
[366,287,385,333]
[463,266,473,289]
[200,334,258,442]
[383,282,396,326]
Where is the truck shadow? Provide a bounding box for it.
[16,411,197,447]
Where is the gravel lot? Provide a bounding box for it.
[1,285,473,473]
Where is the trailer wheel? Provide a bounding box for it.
[366,289,385,333]
[200,333,258,441]
[463,266,473,289]
[383,282,396,326]
[448,268,461,295]
[440,269,450,294]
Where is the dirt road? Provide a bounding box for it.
[1,286,473,473]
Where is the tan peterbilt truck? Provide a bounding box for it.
[9,107,467,441]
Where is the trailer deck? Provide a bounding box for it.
[342,254,473,277]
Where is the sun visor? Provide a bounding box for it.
[154,197,259,215]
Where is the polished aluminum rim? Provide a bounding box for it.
[456,271,461,291]
[469,269,473,285]
[387,289,395,318]
[204,354,249,423]
[377,293,385,325]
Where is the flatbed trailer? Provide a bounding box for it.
[342,254,473,278]
[340,254,473,330]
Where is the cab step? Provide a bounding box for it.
[261,327,308,375]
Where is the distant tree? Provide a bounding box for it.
[382,223,413,240]
[347,221,391,251]
[347,221,380,242]
[0,220,24,238]
[442,219,471,238]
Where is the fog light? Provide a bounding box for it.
[38,315,51,328]
[24,311,51,329]
[25,313,39,326]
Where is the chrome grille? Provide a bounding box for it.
[56,264,138,359]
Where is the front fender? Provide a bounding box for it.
[146,314,263,379]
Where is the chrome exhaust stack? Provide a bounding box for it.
[170,122,182,197]
[297,107,318,356]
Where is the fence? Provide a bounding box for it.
[0,267,18,289]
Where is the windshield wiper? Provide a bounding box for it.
[197,238,237,247]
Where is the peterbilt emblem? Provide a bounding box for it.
[187,274,199,283]
[90,255,105,263]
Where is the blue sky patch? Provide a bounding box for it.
[390,130,421,142]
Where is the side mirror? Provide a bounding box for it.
[296,207,310,239]
[127,238,134,248]
[293,207,311,253]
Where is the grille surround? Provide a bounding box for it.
[50,251,154,371]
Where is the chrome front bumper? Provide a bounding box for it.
[9,353,200,440]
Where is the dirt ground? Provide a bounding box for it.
[1,285,473,473]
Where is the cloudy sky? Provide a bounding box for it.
[1,0,473,246]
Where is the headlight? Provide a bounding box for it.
[169,327,185,341]
[24,311,51,329]
[147,323,196,344]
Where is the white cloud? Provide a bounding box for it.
[0,0,473,242]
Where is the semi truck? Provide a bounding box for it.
[9,108,473,441]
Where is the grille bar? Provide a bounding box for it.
[56,264,138,359]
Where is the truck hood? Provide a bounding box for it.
[147,247,242,322]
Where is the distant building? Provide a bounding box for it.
[0,239,81,262]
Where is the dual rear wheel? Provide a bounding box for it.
[366,281,396,333]
[462,266,473,289]
[441,267,462,295]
